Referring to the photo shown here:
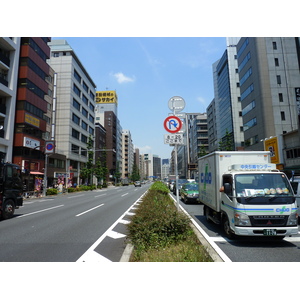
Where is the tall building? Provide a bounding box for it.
[0,37,20,162]
[121,129,134,178]
[13,38,52,191]
[48,39,96,186]
[141,153,161,180]
[208,37,243,152]
[95,90,121,182]
[237,37,300,149]
[161,158,170,180]
[188,113,208,179]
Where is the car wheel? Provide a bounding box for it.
[2,199,15,220]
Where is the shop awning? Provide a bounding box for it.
[30,172,44,175]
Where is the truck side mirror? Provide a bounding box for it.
[224,183,232,194]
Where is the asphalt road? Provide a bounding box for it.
[176,196,300,262]
[0,184,149,262]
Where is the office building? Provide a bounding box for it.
[122,129,134,178]
[208,37,243,152]
[48,39,96,186]
[237,37,300,149]
[0,37,20,163]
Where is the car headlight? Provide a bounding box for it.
[287,212,298,226]
[234,212,251,226]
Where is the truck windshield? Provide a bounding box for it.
[234,173,295,205]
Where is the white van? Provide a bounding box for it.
[290,176,300,224]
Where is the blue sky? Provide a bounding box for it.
[54,37,227,159]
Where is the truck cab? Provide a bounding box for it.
[0,163,23,220]
[221,165,298,238]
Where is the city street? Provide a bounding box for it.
[177,196,300,262]
[0,185,148,262]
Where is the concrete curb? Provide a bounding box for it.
[119,243,134,262]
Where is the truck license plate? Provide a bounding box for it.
[263,229,277,236]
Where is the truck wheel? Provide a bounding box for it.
[2,200,15,220]
[204,206,211,223]
[222,215,236,240]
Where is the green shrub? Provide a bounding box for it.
[128,189,191,253]
[127,181,213,262]
[46,188,58,195]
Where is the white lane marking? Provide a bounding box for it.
[169,193,232,262]
[75,204,104,217]
[76,191,148,262]
[68,194,83,199]
[119,219,130,225]
[107,230,126,239]
[121,193,129,197]
[94,194,107,198]
[16,205,64,218]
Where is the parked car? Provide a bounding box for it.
[180,182,199,204]
[134,181,141,187]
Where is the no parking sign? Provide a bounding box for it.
[45,141,55,154]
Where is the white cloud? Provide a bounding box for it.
[196,96,208,110]
[112,72,135,84]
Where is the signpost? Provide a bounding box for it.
[165,96,186,210]
[164,133,184,145]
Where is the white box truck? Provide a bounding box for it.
[198,151,298,239]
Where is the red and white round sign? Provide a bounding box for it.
[163,116,182,133]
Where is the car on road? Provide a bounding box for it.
[134,181,141,187]
[180,182,199,204]
[172,179,188,195]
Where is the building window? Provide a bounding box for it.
[243,117,257,131]
[273,42,277,50]
[82,94,88,105]
[81,120,87,130]
[81,134,87,143]
[281,111,286,121]
[71,144,79,154]
[241,84,254,101]
[274,58,279,66]
[279,93,283,102]
[74,69,81,83]
[72,128,80,140]
[82,81,88,93]
[276,75,281,84]
[73,84,81,97]
[82,107,88,118]
[72,113,80,125]
[73,98,80,111]
[89,115,94,123]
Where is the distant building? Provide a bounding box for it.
[95,90,122,182]
[122,129,134,178]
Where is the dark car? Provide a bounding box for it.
[180,182,199,204]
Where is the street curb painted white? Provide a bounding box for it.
[169,193,232,262]
[76,191,147,262]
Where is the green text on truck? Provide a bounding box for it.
[198,151,298,239]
